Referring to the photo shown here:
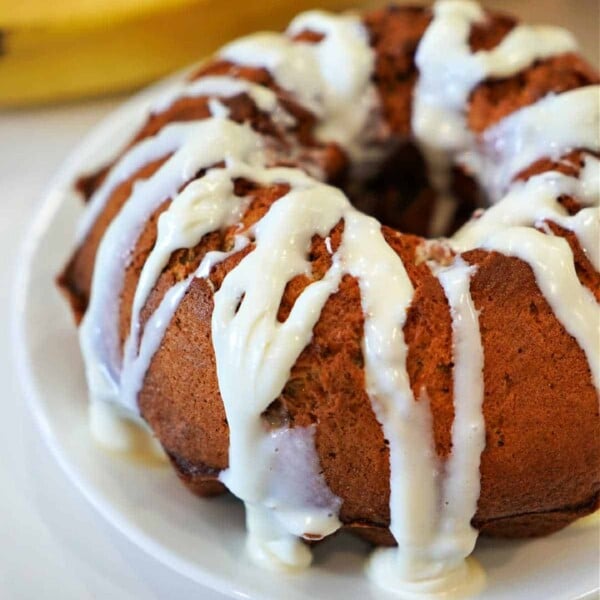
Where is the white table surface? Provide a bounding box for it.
[1,2,598,598]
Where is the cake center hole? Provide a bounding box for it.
[346,144,482,239]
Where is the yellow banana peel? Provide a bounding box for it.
[0,0,353,107]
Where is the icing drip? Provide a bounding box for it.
[461,86,600,200]
[79,119,265,413]
[73,3,600,596]
[119,163,353,571]
[213,183,347,567]
[454,157,600,269]
[81,122,348,573]
[435,259,485,560]
[337,216,432,570]
[89,400,167,464]
[221,11,378,163]
[367,256,486,594]
[244,425,342,570]
[153,75,296,129]
[368,554,485,600]
[413,0,578,234]
[77,76,294,245]
[76,123,189,246]
[121,158,261,412]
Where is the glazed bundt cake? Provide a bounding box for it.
[58,0,599,594]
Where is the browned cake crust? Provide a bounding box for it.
[58,5,600,545]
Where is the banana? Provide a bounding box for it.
[0,0,352,107]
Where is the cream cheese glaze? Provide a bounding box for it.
[221,11,379,165]
[460,86,600,201]
[75,1,600,597]
[412,0,579,235]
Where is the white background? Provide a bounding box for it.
[1,1,597,598]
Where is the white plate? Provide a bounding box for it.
[12,75,600,600]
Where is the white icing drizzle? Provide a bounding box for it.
[120,157,261,412]
[460,86,600,200]
[76,76,296,245]
[368,553,485,600]
[338,216,431,569]
[221,11,377,162]
[89,400,167,464]
[121,235,252,415]
[454,157,600,269]
[435,258,485,559]
[78,11,377,567]
[79,119,266,413]
[413,0,578,235]
[243,423,343,571]
[153,75,296,129]
[121,276,192,409]
[76,124,185,246]
[74,3,600,597]
[367,256,486,595]
[81,143,348,573]
[212,183,347,567]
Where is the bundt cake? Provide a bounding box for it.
[58,0,599,595]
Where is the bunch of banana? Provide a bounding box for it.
[0,0,352,107]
